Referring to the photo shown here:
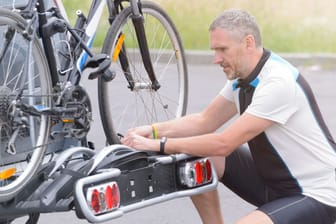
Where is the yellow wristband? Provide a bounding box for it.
[151,124,158,139]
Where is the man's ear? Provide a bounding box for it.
[244,34,256,49]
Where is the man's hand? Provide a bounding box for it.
[121,131,159,152]
[124,125,153,139]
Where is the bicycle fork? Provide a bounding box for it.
[128,0,161,91]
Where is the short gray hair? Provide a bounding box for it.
[209,9,262,47]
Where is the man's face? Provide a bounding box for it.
[210,28,249,80]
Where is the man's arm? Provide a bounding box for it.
[122,95,274,157]
[164,112,274,157]
[124,95,237,139]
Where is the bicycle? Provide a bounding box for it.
[0,0,217,223]
[0,0,187,201]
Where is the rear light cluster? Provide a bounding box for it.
[178,158,213,188]
[86,181,120,215]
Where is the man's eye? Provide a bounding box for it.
[219,48,227,53]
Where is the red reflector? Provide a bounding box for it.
[205,159,212,181]
[112,183,119,208]
[87,181,120,215]
[178,158,214,188]
[91,189,100,213]
[195,161,203,185]
[105,185,113,209]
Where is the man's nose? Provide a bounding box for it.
[213,53,223,65]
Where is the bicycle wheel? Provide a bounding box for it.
[0,8,51,202]
[99,1,188,144]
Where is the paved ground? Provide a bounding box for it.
[12,57,336,224]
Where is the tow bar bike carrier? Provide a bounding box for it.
[0,144,218,223]
[74,145,218,223]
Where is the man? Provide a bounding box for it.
[121,9,336,224]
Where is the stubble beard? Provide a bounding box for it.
[225,69,240,80]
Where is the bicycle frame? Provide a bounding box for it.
[33,0,106,86]
[33,0,159,90]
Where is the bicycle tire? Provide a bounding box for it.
[0,8,51,202]
[98,1,188,144]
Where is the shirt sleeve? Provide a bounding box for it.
[246,74,299,124]
[219,80,235,102]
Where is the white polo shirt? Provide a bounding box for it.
[220,52,336,207]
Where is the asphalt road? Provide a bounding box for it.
[12,61,336,224]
